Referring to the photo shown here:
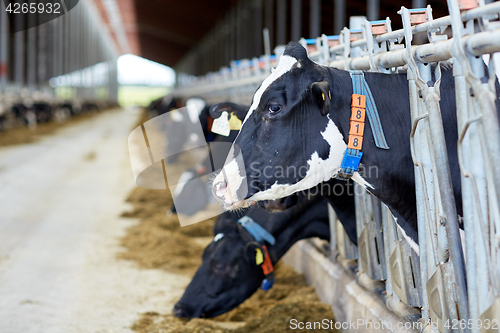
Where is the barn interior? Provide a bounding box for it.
[1,0,499,332]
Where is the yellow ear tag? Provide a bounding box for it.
[322,93,325,101]
[228,112,242,131]
[255,248,264,265]
[328,91,331,99]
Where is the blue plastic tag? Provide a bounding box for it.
[341,150,363,171]
[261,278,274,291]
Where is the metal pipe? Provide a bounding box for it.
[412,0,426,8]
[455,73,481,321]
[27,15,37,93]
[328,28,500,70]
[14,15,25,92]
[309,0,320,39]
[277,0,287,44]
[291,0,301,42]
[367,0,380,21]
[38,22,47,91]
[264,0,274,49]
[0,1,8,94]
[236,1,243,60]
[254,0,263,56]
[375,1,500,44]
[334,0,346,34]
[328,203,338,256]
[426,86,469,322]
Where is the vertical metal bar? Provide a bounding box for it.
[14,14,25,92]
[264,0,274,50]
[0,0,9,94]
[229,7,235,62]
[291,0,301,42]
[58,16,63,78]
[456,70,481,332]
[412,0,427,8]
[27,16,36,93]
[276,0,286,45]
[328,203,338,255]
[51,20,57,79]
[408,77,431,323]
[253,0,263,56]
[245,0,252,59]
[367,0,380,21]
[236,1,243,60]
[38,21,47,92]
[427,97,470,322]
[64,10,69,79]
[334,0,346,34]
[309,0,320,39]
[242,2,248,60]
[382,206,395,296]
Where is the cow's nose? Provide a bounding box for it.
[212,180,227,200]
[173,303,188,318]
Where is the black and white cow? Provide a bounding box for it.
[173,193,331,318]
[173,101,358,241]
[211,42,475,251]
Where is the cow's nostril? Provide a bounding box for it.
[173,303,187,318]
[213,181,228,199]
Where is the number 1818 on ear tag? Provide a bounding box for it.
[211,111,231,136]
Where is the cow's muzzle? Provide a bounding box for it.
[212,180,228,201]
[173,302,190,318]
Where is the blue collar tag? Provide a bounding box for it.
[261,277,274,291]
[238,216,276,246]
[337,149,363,180]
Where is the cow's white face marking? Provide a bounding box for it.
[242,55,298,126]
[213,154,245,204]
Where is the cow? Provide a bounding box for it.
[32,102,54,123]
[172,102,358,244]
[210,41,474,250]
[173,192,332,318]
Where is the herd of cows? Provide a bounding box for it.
[0,97,109,132]
[144,42,500,320]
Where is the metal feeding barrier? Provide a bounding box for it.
[173,1,500,331]
[0,0,118,130]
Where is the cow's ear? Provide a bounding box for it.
[244,241,265,266]
[310,81,331,116]
[210,102,249,121]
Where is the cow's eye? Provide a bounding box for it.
[268,103,282,113]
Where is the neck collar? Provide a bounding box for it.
[238,216,275,291]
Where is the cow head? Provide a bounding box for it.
[173,213,267,318]
[212,42,356,210]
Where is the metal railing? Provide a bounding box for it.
[172,1,500,331]
[0,0,119,130]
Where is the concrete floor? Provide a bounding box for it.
[0,109,190,333]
